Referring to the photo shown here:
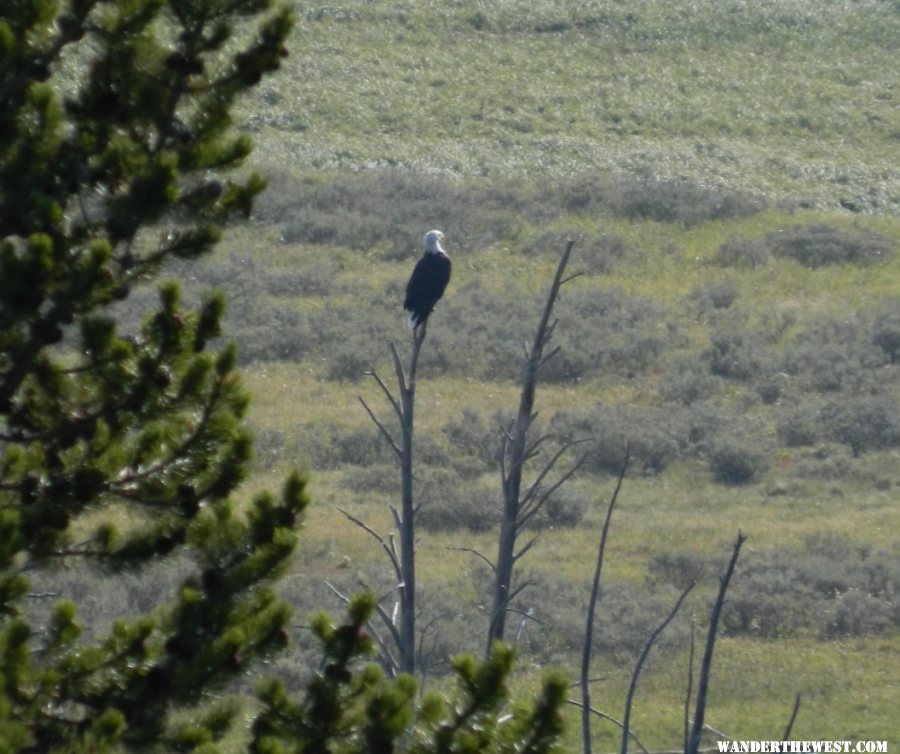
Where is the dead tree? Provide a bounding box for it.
[486,240,587,650]
[580,456,629,754]
[352,324,429,676]
[686,531,746,754]
[620,583,694,754]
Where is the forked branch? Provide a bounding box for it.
[621,583,694,754]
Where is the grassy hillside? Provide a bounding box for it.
[242,0,899,212]
[124,0,900,749]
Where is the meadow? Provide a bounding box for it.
[114,0,900,749]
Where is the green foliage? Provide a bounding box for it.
[767,225,894,268]
[712,237,771,269]
[648,535,900,641]
[252,599,566,754]
[713,226,896,270]
[707,431,772,485]
[0,0,303,750]
[724,536,900,639]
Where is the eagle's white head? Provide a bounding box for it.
[424,229,445,255]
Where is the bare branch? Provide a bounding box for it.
[582,451,631,754]
[782,693,802,740]
[324,580,349,604]
[365,618,400,677]
[538,345,561,369]
[408,320,428,387]
[370,601,404,658]
[358,396,402,457]
[416,611,450,686]
[622,583,694,754]
[687,530,747,754]
[517,444,591,529]
[337,508,402,585]
[522,433,553,463]
[506,580,534,604]
[542,318,559,346]
[703,724,731,741]
[389,342,407,395]
[506,607,550,628]
[510,436,588,503]
[559,271,585,286]
[530,240,575,362]
[449,546,496,573]
[566,700,650,754]
[512,534,540,563]
[684,623,696,754]
[366,368,403,424]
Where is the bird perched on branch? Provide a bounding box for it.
[404,229,452,329]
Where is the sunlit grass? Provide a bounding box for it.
[241,0,900,212]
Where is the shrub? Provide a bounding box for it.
[250,426,288,471]
[776,402,823,447]
[647,551,709,591]
[723,568,819,638]
[690,279,739,313]
[510,571,691,663]
[660,358,725,405]
[296,423,395,470]
[552,404,686,475]
[521,229,629,274]
[340,463,402,496]
[767,224,894,267]
[781,315,887,392]
[266,170,558,256]
[756,373,788,405]
[872,301,900,363]
[529,487,590,530]
[543,286,666,382]
[722,536,900,639]
[682,401,735,454]
[784,443,863,483]
[417,469,501,532]
[707,431,771,484]
[443,407,503,477]
[561,175,765,226]
[818,393,900,456]
[712,237,770,268]
[706,325,771,381]
[822,589,897,639]
[428,281,665,383]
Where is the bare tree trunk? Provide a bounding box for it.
[686,531,746,754]
[355,324,429,676]
[487,240,578,651]
[396,324,427,674]
[581,456,629,754]
[620,583,693,754]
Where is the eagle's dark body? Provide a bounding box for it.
[404,233,451,328]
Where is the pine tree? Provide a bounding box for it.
[1,0,299,750]
[1,2,567,751]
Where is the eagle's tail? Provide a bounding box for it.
[407,311,420,329]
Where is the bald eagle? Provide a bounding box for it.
[404,230,452,329]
